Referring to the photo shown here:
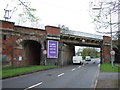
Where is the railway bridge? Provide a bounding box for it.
[0,20,117,66]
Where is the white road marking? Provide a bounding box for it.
[94,79,98,88]
[78,66,81,68]
[91,64,100,88]
[24,82,42,90]
[72,68,75,71]
[94,69,100,88]
[58,73,64,77]
[94,64,100,88]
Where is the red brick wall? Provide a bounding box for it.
[45,26,61,35]
[102,46,111,62]
[0,21,14,29]
[102,36,111,62]
[13,48,26,66]
[14,26,46,35]
[2,35,14,64]
[0,21,61,66]
[103,36,111,42]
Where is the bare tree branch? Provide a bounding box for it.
[90,0,120,35]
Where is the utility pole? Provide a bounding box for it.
[92,7,114,67]
[118,0,120,45]
[109,9,114,68]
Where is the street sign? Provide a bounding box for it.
[43,50,47,55]
[110,50,115,56]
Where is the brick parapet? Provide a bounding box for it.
[0,20,14,30]
[45,26,61,35]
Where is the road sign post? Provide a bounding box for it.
[110,50,115,56]
[43,50,47,55]
[43,50,47,65]
[110,50,115,68]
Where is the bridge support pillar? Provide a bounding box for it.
[102,36,111,63]
[59,42,75,65]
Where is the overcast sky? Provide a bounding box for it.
[0,0,103,35]
[0,0,102,51]
[31,0,95,32]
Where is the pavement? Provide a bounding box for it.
[96,64,120,89]
[115,63,120,67]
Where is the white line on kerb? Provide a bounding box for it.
[58,73,64,77]
[94,79,98,88]
[98,64,100,68]
[72,68,75,71]
[24,82,42,90]
[92,64,100,88]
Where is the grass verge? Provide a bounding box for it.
[100,63,120,72]
[1,65,59,79]
[2,65,24,70]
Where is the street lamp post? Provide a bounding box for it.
[109,9,114,68]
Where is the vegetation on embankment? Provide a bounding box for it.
[100,63,120,72]
[1,65,59,79]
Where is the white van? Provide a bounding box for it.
[85,56,91,61]
[73,56,83,64]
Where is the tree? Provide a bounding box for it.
[76,48,82,56]
[77,47,99,59]
[58,24,69,30]
[89,0,119,34]
[89,0,120,62]
[17,0,40,26]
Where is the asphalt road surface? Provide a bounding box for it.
[3,62,100,89]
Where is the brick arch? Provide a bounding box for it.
[16,36,46,49]
[14,37,45,66]
[22,40,42,65]
[16,37,41,45]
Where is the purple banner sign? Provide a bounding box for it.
[47,40,58,58]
